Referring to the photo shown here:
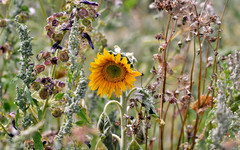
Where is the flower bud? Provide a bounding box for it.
[39,88,49,100]
[82,18,91,27]
[88,9,98,18]
[42,51,51,60]
[35,64,45,73]
[52,19,59,27]
[51,108,62,118]
[78,8,88,19]
[59,51,69,62]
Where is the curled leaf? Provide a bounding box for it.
[81,32,94,49]
[97,113,114,150]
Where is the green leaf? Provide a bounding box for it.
[38,109,42,121]
[77,108,90,124]
[33,99,39,107]
[138,89,157,115]
[136,124,145,145]
[128,139,142,150]
[75,120,85,126]
[54,93,65,101]
[3,102,10,111]
[21,5,29,11]
[97,113,114,150]
[25,87,33,106]
[32,132,43,150]
[15,109,20,129]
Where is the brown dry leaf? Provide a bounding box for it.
[190,95,213,112]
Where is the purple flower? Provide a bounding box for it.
[81,32,94,49]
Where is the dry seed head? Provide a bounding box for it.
[39,88,49,100]
[59,51,69,62]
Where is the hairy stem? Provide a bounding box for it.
[120,92,127,150]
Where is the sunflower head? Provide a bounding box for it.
[88,48,141,98]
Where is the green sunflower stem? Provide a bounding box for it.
[120,91,127,150]
[103,100,122,113]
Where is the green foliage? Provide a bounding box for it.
[97,112,114,150]
[32,131,44,150]
[128,139,142,150]
[54,93,65,101]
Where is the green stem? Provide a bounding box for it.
[57,118,61,132]
[28,107,38,124]
[120,92,127,150]
[42,97,50,119]
[126,87,137,102]
[112,133,121,144]
[38,0,48,20]
[0,123,9,135]
[103,100,122,113]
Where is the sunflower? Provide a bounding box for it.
[88,49,141,98]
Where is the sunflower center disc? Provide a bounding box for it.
[103,62,126,82]
[107,65,122,78]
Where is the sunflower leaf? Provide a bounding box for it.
[136,89,158,115]
[135,123,145,145]
[97,113,114,150]
[128,139,142,150]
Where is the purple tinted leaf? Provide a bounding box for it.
[51,41,62,53]
[81,32,94,50]
[80,0,98,6]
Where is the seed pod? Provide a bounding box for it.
[39,88,49,100]
[59,51,69,62]
[78,8,88,19]
[51,108,62,118]
[52,19,59,27]
[88,9,98,18]
[35,64,45,73]
[82,18,91,27]
[0,19,7,28]
[42,51,51,60]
